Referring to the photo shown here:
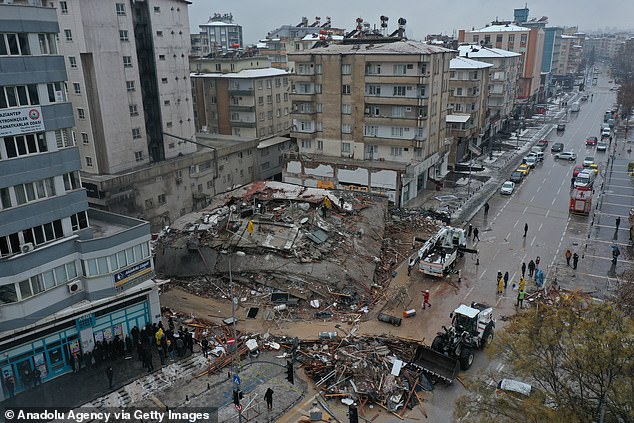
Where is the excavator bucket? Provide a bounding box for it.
[410,345,460,383]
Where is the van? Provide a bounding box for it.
[574,170,596,188]
[531,146,545,154]
[570,102,580,112]
[531,151,544,162]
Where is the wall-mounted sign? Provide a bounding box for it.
[0,106,45,137]
[114,259,152,288]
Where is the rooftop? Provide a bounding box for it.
[291,39,454,56]
[468,24,529,33]
[450,56,493,69]
[457,44,521,58]
[191,67,288,79]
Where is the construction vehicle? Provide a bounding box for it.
[416,226,477,277]
[411,345,460,384]
[430,303,495,370]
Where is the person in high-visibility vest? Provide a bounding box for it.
[247,219,254,236]
[497,277,504,296]
[516,290,525,309]
[519,276,526,292]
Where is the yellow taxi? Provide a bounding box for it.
[588,163,599,174]
[516,164,531,176]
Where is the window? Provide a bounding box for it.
[391,127,404,137]
[301,140,312,149]
[3,133,48,158]
[317,140,324,150]
[69,56,77,68]
[158,194,166,204]
[64,29,73,41]
[341,123,352,134]
[392,106,405,117]
[126,80,135,91]
[159,54,165,60]
[315,64,322,74]
[123,56,132,68]
[266,95,273,104]
[161,77,168,84]
[496,34,503,43]
[115,3,125,15]
[342,142,351,153]
[258,96,264,105]
[393,86,406,96]
[275,93,281,103]
[81,133,89,144]
[63,172,81,191]
[520,34,527,46]
[119,30,129,41]
[77,108,85,119]
[508,34,515,43]
[70,211,88,231]
[132,128,141,139]
[393,64,407,75]
[60,1,68,13]
[390,147,403,156]
[38,33,58,55]
[154,6,161,12]
[472,35,479,43]
[73,82,81,94]
[134,151,143,162]
[85,157,93,167]
[342,84,351,95]
[129,104,138,116]
[164,100,170,106]
[342,104,352,114]
[456,87,463,96]
[366,85,381,95]
[156,31,163,37]
[365,64,381,75]
[0,33,30,56]
[0,84,40,108]
[341,64,351,75]
[364,125,378,137]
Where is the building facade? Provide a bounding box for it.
[0,1,159,399]
[447,57,492,163]
[195,13,243,57]
[459,23,544,103]
[191,66,291,139]
[54,0,197,175]
[457,45,521,131]
[554,33,584,76]
[284,40,454,206]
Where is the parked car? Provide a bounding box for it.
[524,156,537,168]
[500,181,515,195]
[583,156,595,167]
[516,164,531,175]
[573,165,585,177]
[555,152,577,161]
[510,171,524,183]
[601,129,611,139]
[588,163,599,174]
[596,142,607,151]
[581,94,589,101]
[551,142,564,152]
[537,139,549,148]
[586,136,598,146]
[557,123,566,131]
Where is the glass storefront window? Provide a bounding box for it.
[133,245,142,261]
[97,257,108,274]
[126,247,134,263]
[141,242,149,258]
[19,280,32,299]
[109,254,118,271]
[42,271,56,289]
[117,251,127,268]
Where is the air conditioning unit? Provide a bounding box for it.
[20,242,34,253]
[67,281,82,294]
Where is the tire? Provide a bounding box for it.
[482,326,494,348]
[459,347,475,370]
[431,335,444,353]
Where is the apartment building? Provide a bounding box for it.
[459,23,544,103]
[191,65,292,139]
[195,13,243,57]
[285,40,454,206]
[447,57,492,163]
[555,34,584,76]
[457,45,521,131]
[0,1,158,398]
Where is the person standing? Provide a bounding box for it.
[523,223,529,238]
[521,262,526,277]
[570,177,575,189]
[33,368,41,386]
[503,271,509,289]
[4,372,15,398]
[516,290,525,309]
[106,366,114,389]
[572,252,579,269]
[264,387,274,410]
[407,260,414,276]
[519,276,526,292]
[616,217,621,230]
[473,227,480,242]
[535,256,541,269]
[468,224,473,238]
[421,290,431,309]
[528,260,536,277]
[565,249,572,266]
[497,276,504,296]
[484,202,490,217]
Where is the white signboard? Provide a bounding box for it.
[0,106,45,137]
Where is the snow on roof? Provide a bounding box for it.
[301,33,344,41]
[199,21,239,27]
[447,114,471,124]
[257,136,288,149]
[291,39,453,56]
[469,24,529,33]
[450,56,493,69]
[454,304,479,318]
[191,68,288,79]
[457,44,521,58]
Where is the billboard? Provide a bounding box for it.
[0,106,45,137]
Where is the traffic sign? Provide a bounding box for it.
[227,337,235,345]
[233,374,241,385]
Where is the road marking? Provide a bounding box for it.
[551,196,557,205]
[583,254,633,264]
[513,220,519,228]
[536,185,542,193]
[480,268,488,279]
[530,194,535,202]
[463,286,474,300]
[602,192,634,198]
[538,223,543,231]
[593,224,629,232]
[600,202,634,208]
[545,209,550,218]
[569,236,631,247]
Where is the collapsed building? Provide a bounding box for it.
[154,181,392,315]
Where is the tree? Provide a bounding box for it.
[617,82,634,122]
[455,295,634,423]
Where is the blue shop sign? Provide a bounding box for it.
[114,259,152,287]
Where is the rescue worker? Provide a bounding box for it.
[521,262,527,277]
[519,276,526,292]
[572,252,579,269]
[421,290,431,309]
[516,290,525,309]
[503,271,509,289]
[497,276,504,296]
[565,249,572,266]
[528,260,536,277]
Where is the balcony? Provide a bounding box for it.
[228,88,255,96]
[230,119,257,128]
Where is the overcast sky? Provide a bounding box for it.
[188,0,633,44]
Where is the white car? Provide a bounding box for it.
[500,181,515,195]
[597,142,607,151]
[555,152,577,161]
[583,156,595,167]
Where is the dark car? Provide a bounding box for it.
[551,142,564,152]
[510,171,524,183]
[557,123,566,131]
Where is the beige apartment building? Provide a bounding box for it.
[555,34,584,76]
[459,23,544,103]
[447,57,492,163]
[457,45,521,131]
[284,40,454,206]
[191,62,292,139]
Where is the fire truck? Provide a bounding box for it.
[569,187,592,215]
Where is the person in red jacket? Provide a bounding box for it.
[421,290,431,309]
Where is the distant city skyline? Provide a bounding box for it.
[188,0,634,44]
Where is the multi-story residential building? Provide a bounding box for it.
[190,63,291,139]
[542,27,563,74]
[0,0,158,398]
[195,13,243,57]
[555,33,584,76]
[459,23,544,104]
[284,40,454,206]
[584,34,627,61]
[259,16,345,69]
[55,0,196,176]
[447,57,492,163]
[457,45,521,131]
